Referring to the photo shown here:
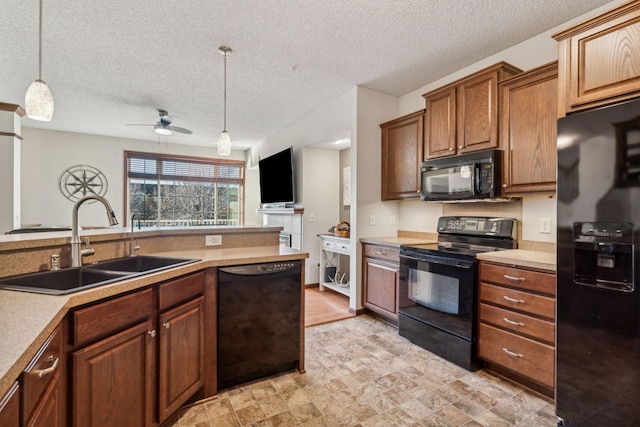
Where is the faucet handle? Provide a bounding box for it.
[50,254,61,271]
[81,237,95,258]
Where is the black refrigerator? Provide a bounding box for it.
[556,99,640,426]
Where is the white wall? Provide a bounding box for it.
[19,127,256,229]
[302,147,340,284]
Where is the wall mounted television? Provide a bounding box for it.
[259,146,295,207]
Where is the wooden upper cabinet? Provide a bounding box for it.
[500,62,558,195]
[380,109,425,200]
[554,1,640,116]
[424,87,456,158]
[423,62,521,159]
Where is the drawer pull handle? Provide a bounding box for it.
[503,295,525,304]
[502,348,523,358]
[503,317,524,327]
[148,330,156,338]
[34,355,59,378]
[504,274,525,282]
[375,250,386,255]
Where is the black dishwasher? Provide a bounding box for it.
[217,260,302,390]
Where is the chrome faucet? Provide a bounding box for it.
[71,195,119,267]
[130,213,141,256]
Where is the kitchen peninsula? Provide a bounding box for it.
[0,225,308,426]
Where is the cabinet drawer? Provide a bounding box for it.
[22,326,62,423]
[480,263,555,295]
[479,303,555,344]
[335,241,350,253]
[363,244,399,263]
[322,240,336,250]
[158,272,204,310]
[480,283,555,319]
[0,382,19,427]
[478,323,554,388]
[73,288,154,346]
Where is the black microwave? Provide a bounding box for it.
[419,149,502,202]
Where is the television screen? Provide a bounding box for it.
[259,147,295,205]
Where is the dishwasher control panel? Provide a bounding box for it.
[219,261,300,275]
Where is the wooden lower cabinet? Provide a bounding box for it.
[74,320,155,427]
[0,382,19,427]
[478,261,556,396]
[23,326,65,427]
[71,271,206,427]
[158,296,205,422]
[362,243,400,324]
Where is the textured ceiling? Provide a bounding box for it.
[1,0,614,151]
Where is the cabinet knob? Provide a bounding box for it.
[148,330,156,338]
[448,148,454,152]
[163,322,171,329]
[458,145,463,149]
[502,184,508,189]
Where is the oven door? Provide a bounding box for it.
[399,253,476,339]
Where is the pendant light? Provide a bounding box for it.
[217,46,232,156]
[25,0,54,121]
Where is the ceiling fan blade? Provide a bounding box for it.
[125,124,155,127]
[168,126,193,134]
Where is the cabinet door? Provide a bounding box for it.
[23,325,63,426]
[0,382,19,427]
[554,2,640,115]
[74,320,155,427]
[363,257,399,321]
[26,375,63,427]
[501,62,558,195]
[380,110,425,200]
[158,297,205,423]
[457,70,499,153]
[424,87,456,158]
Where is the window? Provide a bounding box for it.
[125,151,244,227]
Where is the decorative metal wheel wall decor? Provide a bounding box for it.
[59,165,108,202]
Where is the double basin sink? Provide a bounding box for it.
[0,256,200,295]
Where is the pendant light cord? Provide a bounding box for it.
[223,51,227,132]
[38,0,43,80]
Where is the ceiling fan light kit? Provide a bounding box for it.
[217,45,232,156]
[127,109,193,135]
[25,0,54,121]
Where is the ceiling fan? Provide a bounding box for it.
[127,110,193,135]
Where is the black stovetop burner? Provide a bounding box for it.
[401,216,517,260]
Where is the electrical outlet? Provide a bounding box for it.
[309,213,316,223]
[369,214,376,226]
[390,215,396,226]
[205,235,222,246]
[539,218,551,234]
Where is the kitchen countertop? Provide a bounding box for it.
[0,245,308,398]
[476,249,556,272]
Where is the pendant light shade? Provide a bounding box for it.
[26,0,54,121]
[217,130,231,156]
[217,46,232,156]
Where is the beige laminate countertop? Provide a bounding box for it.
[476,249,556,272]
[0,245,308,398]
[359,236,437,247]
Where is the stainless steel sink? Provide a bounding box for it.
[0,256,200,295]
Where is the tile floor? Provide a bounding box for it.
[168,315,556,426]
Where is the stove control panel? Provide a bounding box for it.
[438,216,516,238]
